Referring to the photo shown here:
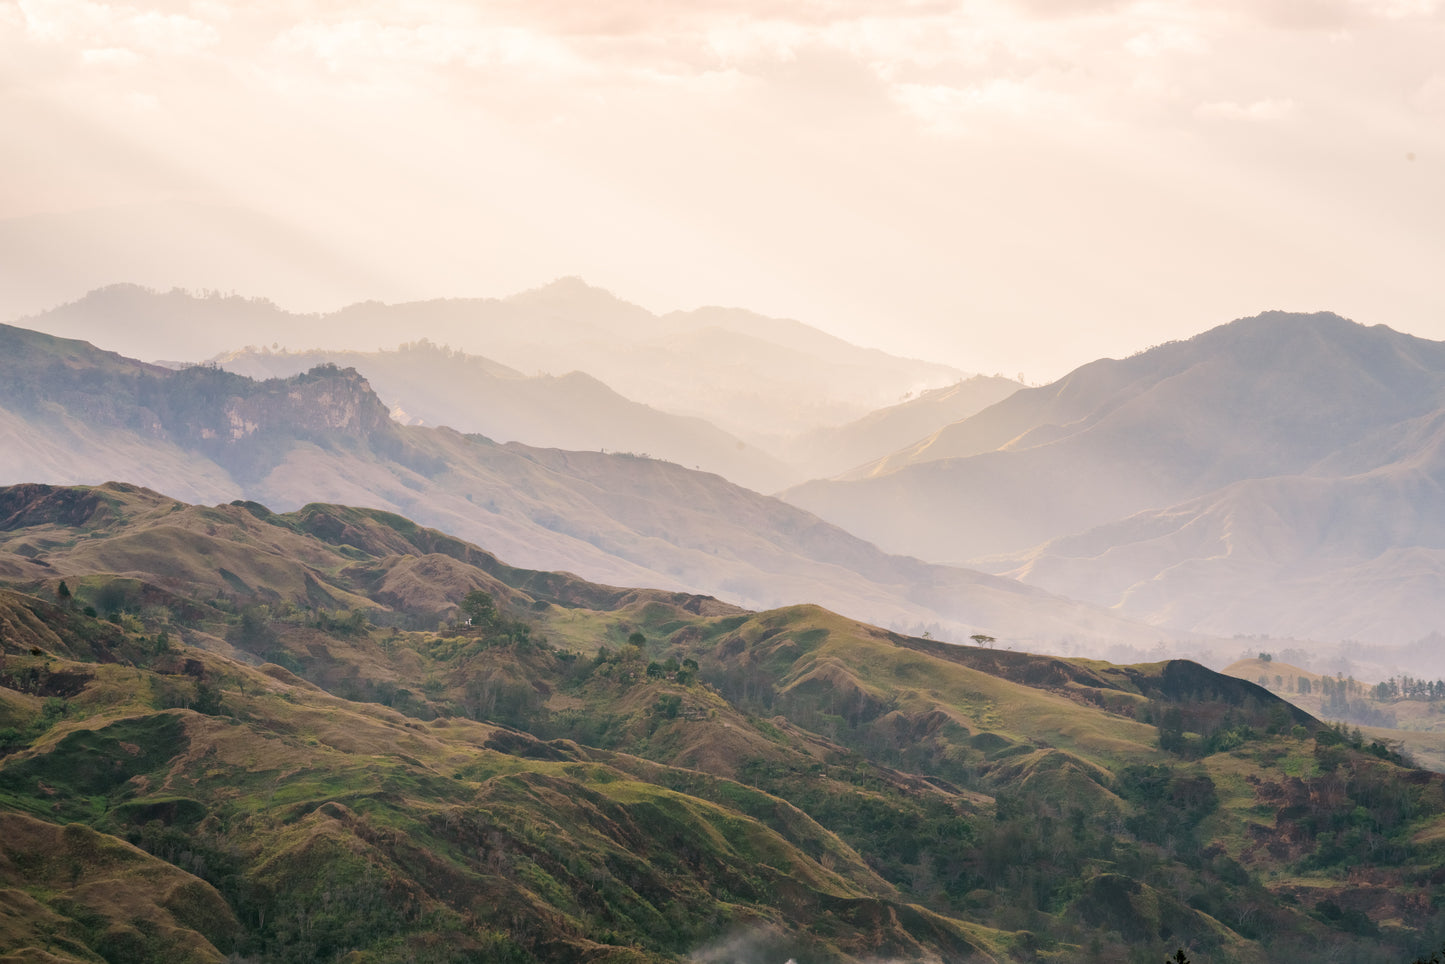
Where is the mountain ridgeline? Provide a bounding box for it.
[18,280,968,441]
[1,482,1442,963]
[210,341,798,493]
[210,341,1021,493]
[785,311,1445,644]
[18,287,1445,647]
[0,321,1168,650]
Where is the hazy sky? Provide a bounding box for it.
[3,0,1442,379]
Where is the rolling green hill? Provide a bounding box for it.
[1,484,1442,962]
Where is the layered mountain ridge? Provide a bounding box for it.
[211,342,1022,493]
[785,311,1445,643]
[17,280,966,441]
[210,342,796,493]
[0,322,1162,649]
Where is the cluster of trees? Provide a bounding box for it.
[456,590,533,645]
[1316,676,1399,727]
[1155,706,1271,758]
[1262,670,1445,707]
[1255,672,1405,728]
[1372,676,1445,702]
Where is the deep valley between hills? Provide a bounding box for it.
[1,481,1444,964]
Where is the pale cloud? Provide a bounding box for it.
[895,76,1074,133]
[703,19,809,64]
[187,0,229,21]
[1222,0,1442,30]
[271,12,586,75]
[80,44,140,65]
[128,8,217,53]
[125,89,159,110]
[1414,73,1445,112]
[273,19,471,69]
[4,0,1443,380]
[17,0,217,54]
[1125,22,1208,57]
[1195,97,1298,121]
[1354,0,1441,18]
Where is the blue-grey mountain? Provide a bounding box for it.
[785,312,1445,643]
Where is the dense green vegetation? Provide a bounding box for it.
[2,484,1445,962]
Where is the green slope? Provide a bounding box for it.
[1,484,1442,963]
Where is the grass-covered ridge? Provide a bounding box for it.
[1,483,1443,962]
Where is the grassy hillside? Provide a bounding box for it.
[2,485,1444,962]
[1223,656,1445,773]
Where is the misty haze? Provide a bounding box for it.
[2,2,1443,963]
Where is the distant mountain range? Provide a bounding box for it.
[211,342,796,494]
[15,290,1445,648]
[782,375,1023,481]
[15,280,967,441]
[0,321,1160,649]
[212,343,1021,493]
[785,311,1445,643]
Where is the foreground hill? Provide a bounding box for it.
[786,312,1445,643]
[1,483,1442,962]
[0,322,1167,649]
[18,279,965,440]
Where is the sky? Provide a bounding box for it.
[2,0,1442,380]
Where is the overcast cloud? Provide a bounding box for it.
[2,0,1441,376]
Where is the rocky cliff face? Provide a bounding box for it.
[174,364,392,444]
[0,324,399,484]
[156,364,398,483]
[0,325,392,445]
